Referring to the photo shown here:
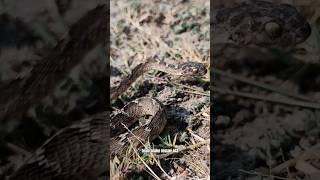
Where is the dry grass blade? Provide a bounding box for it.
[113,122,172,179]
[239,169,296,180]
[213,68,315,102]
[213,87,320,109]
[129,141,164,180]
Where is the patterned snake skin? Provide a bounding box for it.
[6,3,206,180]
[7,4,109,180]
[5,0,311,179]
[212,0,310,47]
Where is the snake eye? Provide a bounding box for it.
[180,62,207,76]
[264,21,282,38]
[192,68,198,73]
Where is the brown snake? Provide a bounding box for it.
[5,3,206,180]
[3,0,311,179]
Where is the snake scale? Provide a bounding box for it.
[3,0,311,179]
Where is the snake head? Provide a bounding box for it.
[260,3,311,46]
[215,1,311,47]
[178,62,207,76]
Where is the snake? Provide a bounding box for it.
[5,3,206,180]
[3,0,311,179]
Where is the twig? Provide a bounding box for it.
[213,87,320,109]
[239,169,295,180]
[5,142,32,158]
[186,128,205,142]
[213,68,314,102]
[169,81,209,96]
[175,89,209,96]
[271,159,296,174]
